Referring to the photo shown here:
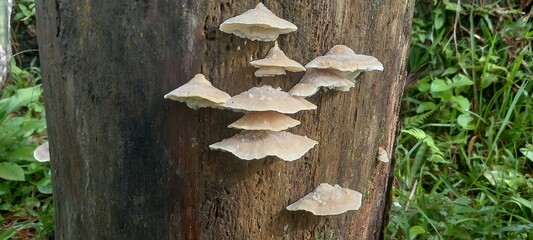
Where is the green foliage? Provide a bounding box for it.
[0,0,52,238]
[388,0,533,239]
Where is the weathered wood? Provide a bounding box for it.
[36,0,414,239]
[0,0,12,90]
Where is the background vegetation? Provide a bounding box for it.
[0,0,531,239]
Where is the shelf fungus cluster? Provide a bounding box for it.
[210,86,317,161]
[164,3,381,217]
[290,45,383,97]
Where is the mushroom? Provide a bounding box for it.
[224,85,317,114]
[305,45,383,82]
[250,41,305,77]
[378,147,389,163]
[164,74,231,109]
[209,130,317,161]
[289,69,355,97]
[219,3,297,41]
[33,141,50,162]
[286,183,363,215]
[228,111,300,131]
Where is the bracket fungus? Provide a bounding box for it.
[228,111,300,131]
[33,141,50,162]
[224,85,316,114]
[250,41,305,77]
[209,130,317,161]
[219,3,297,41]
[286,183,363,215]
[305,45,383,81]
[378,147,390,163]
[289,69,355,97]
[164,74,231,109]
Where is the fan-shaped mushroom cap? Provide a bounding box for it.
[305,45,383,81]
[33,141,50,162]
[378,147,390,163]
[164,74,231,109]
[289,69,355,97]
[251,42,305,77]
[228,111,300,131]
[219,3,297,41]
[209,130,317,161]
[286,183,363,215]
[224,85,317,114]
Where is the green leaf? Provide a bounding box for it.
[451,95,470,112]
[433,9,445,30]
[441,66,458,76]
[0,163,25,181]
[430,79,451,92]
[416,102,437,113]
[451,74,474,87]
[457,113,473,129]
[37,175,53,194]
[409,225,426,240]
[519,144,533,162]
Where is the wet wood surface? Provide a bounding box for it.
[36,0,414,239]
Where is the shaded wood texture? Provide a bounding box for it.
[36,0,414,239]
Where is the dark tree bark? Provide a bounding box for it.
[36,0,414,239]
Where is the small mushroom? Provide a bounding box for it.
[224,85,317,114]
[228,111,300,131]
[164,74,231,109]
[305,45,383,81]
[286,183,363,215]
[209,130,318,161]
[289,69,355,97]
[219,3,297,41]
[378,147,389,163]
[33,141,50,162]
[250,41,305,77]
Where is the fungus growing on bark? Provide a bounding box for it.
[378,147,389,163]
[305,45,383,81]
[219,3,297,41]
[250,41,305,77]
[164,74,231,109]
[224,85,316,113]
[286,183,363,215]
[228,111,300,131]
[209,130,317,161]
[33,141,50,162]
[289,69,355,97]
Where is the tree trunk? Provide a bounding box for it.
[0,0,12,90]
[36,0,414,239]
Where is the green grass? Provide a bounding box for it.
[387,0,532,239]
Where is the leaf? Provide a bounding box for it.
[451,74,474,87]
[416,102,437,113]
[4,145,36,162]
[0,163,25,181]
[433,9,445,30]
[0,86,42,121]
[511,197,533,210]
[519,145,533,162]
[37,175,53,194]
[451,95,470,112]
[441,66,458,76]
[430,79,451,92]
[409,225,426,240]
[457,113,473,129]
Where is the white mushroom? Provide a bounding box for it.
[228,111,300,131]
[378,147,390,163]
[305,45,383,82]
[251,41,305,77]
[224,85,316,114]
[33,141,50,162]
[164,74,231,109]
[219,3,297,41]
[209,130,317,161]
[286,183,363,215]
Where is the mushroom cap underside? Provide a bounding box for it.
[224,85,316,113]
[228,111,300,131]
